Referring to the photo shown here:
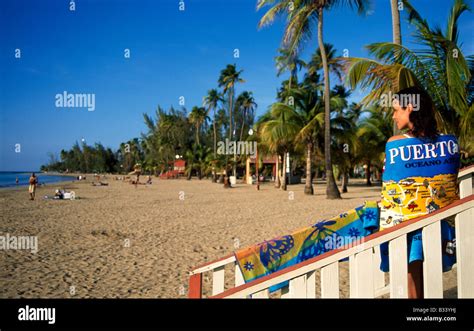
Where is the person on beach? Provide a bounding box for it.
[380,86,460,298]
[54,189,64,199]
[15,177,19,185]
[28,173,38,200]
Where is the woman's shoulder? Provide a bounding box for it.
[387,133,457,143]
[387,135,408,143]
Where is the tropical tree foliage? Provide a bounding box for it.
[345,0,473,153]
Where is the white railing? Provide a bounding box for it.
[189,165,473,299]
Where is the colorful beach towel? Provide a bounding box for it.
[379,134,460,272]
[380,134,460,229]
[234,201,379,287]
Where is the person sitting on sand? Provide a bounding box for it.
[28,173,38,200]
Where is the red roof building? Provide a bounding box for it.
[174,160,186,174]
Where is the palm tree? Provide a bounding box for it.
[331,101,363,192]
[235,91,257,142]
[218,64,245,184]
[390,0,402,135]
[257,0,370,199]
[203,89,223,157]
[185,148,195,180]
[307,43,344,82]
[260,102,300,190]
[275,48,306,90]
[189,106,208,146]
[255,111,281,188]
[193,144,210,180]
[141,106,193,175]
[356,107,393,186]
[203,89,223,182]
[345,0,472,153]
[294,89,325,195]
[390,0,402,44]
[295,82,349,195]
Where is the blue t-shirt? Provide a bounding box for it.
[379,134,459,272]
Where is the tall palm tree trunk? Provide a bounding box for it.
[341,170,348,193]
[239,108,246,142]
[212,109,217,183]
[229,88,233,143]
[187,161,193,180]
[390,0,402,45]
[224,89,233,188]
[365,160,372,186]
[274,154,280,188]
[281,152,287,191]
[318,8,341,199]
[196,124,200,146]
[390,0,402,136]
[304,142,313,195]
[230,89,237,178]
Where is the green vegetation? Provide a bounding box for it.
[42,0,473,196]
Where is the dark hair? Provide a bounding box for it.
[394,86,438,140]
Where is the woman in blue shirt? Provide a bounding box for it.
[381,86,460,298]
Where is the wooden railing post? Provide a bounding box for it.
[235,263,245,287]
[321,262,339,298]
[422,221,443,298]
[372,246,386,295]
[456,167,473,298]
[306,270,316,298]
[354,249,374,298]
[456,207,474,298]
[188,273,202,298]
[212,266,225,295]
[289,274,307,298]
[389,235,408,298]
[459,167,473,199]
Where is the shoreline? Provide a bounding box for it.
[0,173,77,190]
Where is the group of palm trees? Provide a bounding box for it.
[254,0,472,199]
[139,63,256,183]
[128,0,473,200]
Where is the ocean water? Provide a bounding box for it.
[0,172,76,188]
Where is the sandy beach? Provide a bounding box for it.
[0,177,457,298]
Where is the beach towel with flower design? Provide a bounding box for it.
[234,200,379,286]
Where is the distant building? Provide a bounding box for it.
[174,160,186,174]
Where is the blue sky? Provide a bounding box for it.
[0,0,472,171]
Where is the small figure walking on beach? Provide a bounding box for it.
[15,177,19,185]
[135,173,140,188]
[28,173,38,200]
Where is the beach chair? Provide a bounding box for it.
[188,165,473,299]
